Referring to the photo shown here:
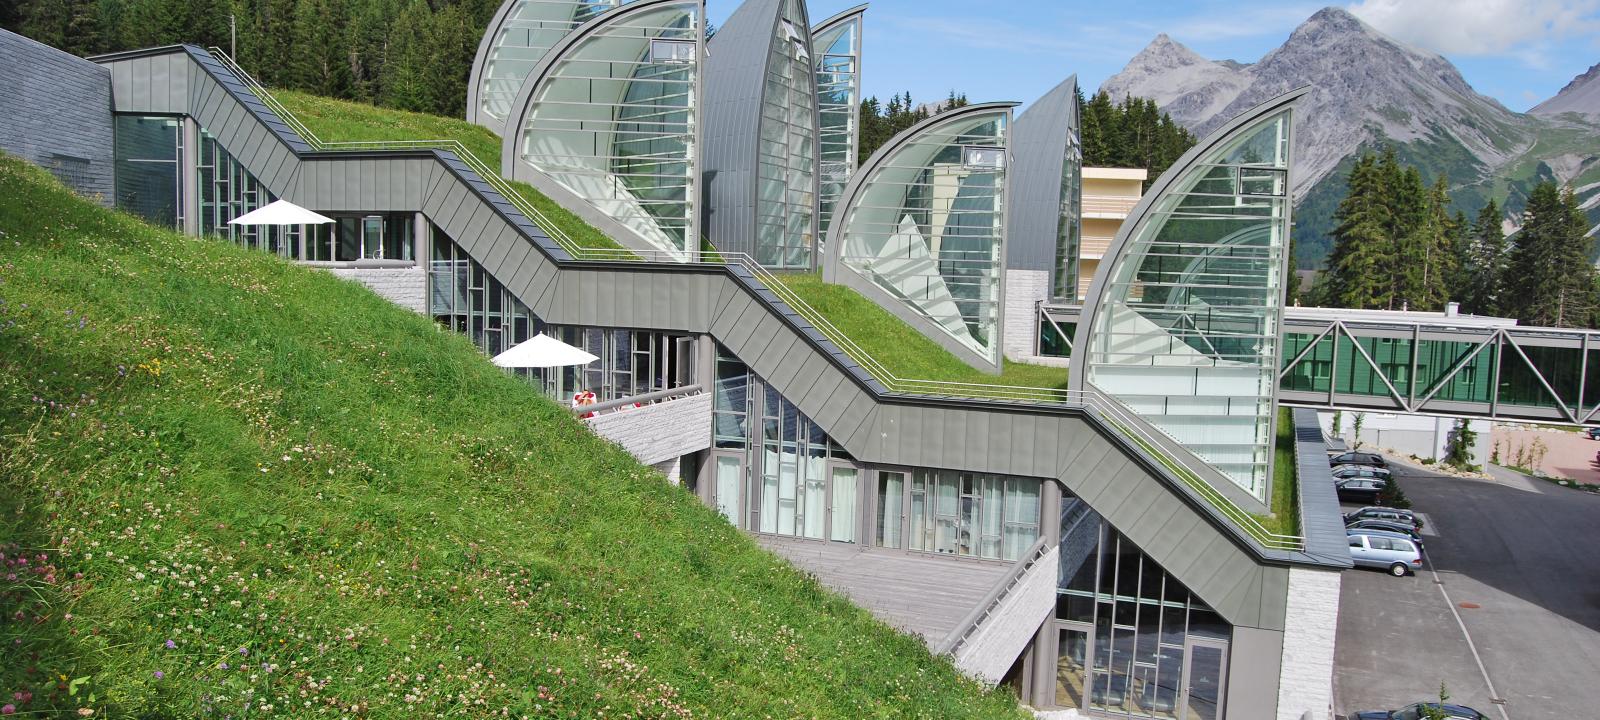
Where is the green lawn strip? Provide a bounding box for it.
[772,272,1070,392]
[272,90,629,254]
[0,154,1024,718]
[1272,407,1302,537]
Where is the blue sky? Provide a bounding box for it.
[709,0,1600,113]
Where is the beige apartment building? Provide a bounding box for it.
[1077,166,1148,299]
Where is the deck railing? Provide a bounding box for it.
[204,47,1304,552]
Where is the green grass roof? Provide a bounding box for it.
[0,153,1025,718]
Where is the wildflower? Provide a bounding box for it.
[1,703,14,714]
[165,639,176,649]
[152,671,163,680]
[239,647,249,656]
[219,662,229,670]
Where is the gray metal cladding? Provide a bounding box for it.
[90,44,1321,633]
[700,0,816,260]
[1008,74,1078,271]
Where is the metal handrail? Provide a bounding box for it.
[203,48,1304,551]
[934,535,1050,656]
[579,384,703,416]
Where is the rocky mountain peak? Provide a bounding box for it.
[1126,33,1213,72]
[1532,62,1600,117]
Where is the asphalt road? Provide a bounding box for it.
[1333,462,1600,719]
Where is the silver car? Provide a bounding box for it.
[1332,464,1391,480]
[1347,529,1424,576]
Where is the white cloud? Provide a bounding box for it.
[1349,0,1600,61]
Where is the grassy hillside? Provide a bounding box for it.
[0,154,1025,718]
[775,273,1069,392]
[275,90,630,255]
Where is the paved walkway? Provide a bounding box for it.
[758,536,1009,643]
[1489,426,1598,481]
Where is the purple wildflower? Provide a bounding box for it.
[165,639,176,649]
[153,670,164,680]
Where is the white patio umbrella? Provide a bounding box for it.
[492,333,599,369]
[227,199,335,226]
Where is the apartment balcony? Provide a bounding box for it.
[1082,193,1139,218]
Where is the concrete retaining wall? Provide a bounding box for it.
[585,391,713,466]
[952,546,1059,685]
[327,266,428,314]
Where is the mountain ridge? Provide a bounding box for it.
[1533,62,1600,117]
[1100,6,1600,269]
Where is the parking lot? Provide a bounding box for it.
[1333,462,1600,719]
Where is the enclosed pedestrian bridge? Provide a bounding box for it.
[1040,303,1600,426]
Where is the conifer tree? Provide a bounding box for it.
[1506,183,1598,327]
[1394,175,1456,311]
[1458,200,1507,315]
[1316,154,1393,309]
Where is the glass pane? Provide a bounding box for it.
[830,467,857,543]
[1185,645,1225,720]
[715,456,741,527]
[876,471,904,548]
[1056,627,1089,709]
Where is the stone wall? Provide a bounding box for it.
[1001,269,1070,368]
[1276,567,1342,720]
[327,267,428,314]
[584,391,713,467]
[0,30,114,205]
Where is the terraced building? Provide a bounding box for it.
[1,15,1357,719]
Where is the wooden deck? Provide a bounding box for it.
[758,536,1012,643]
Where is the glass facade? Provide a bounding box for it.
[304,214,415,263]
[1280,331,1597,412]
[430,229,690,404]
[835,107,1012,364]
[711,344,855,539]
[753,0,819,268]
[1053,130,1084,300]
[197,127,300,257]
[114,115,183,229]
[515,0,700,258]
[474,0,631,129]
[875,469,1042,561]
[1083,108,1293,501]
[812,9,862,240]
[1056,495,1231,718]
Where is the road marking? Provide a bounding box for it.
[1426,556,1511,720]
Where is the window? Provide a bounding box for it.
[1055,496,1231,715]
[877,469,1042,561]
[114,115,183,229]
[1348,536,1365,549]
[650,39,695,64]
[963,146,1005,171]
[712,343,856,543]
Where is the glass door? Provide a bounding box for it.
[1180,640,1227,720]
[713,454,743,528]
[1055,624,1091,709]
[828,465,858,543]
[362,216,384,259]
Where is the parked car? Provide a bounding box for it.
[1346,519,1424,549]
[1347,529,1425,576]
[1332,464,1392,480]
[1336,477,1389,503]
[1586,427,1600,440]
[1345,506,1423,530]
[1330,451,1387,468]
[1353,702,1490,720]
